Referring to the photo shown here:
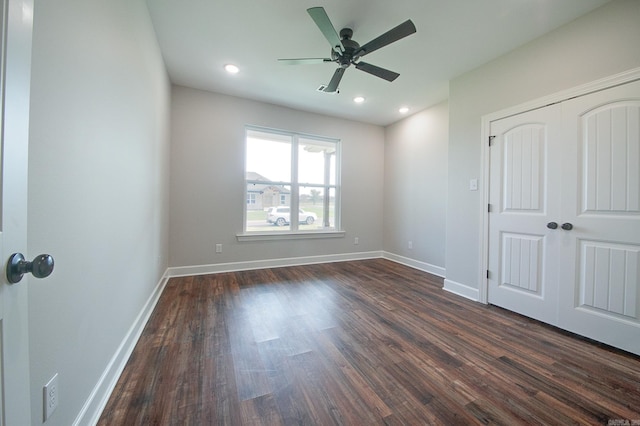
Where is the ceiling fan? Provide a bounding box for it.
[279,7,416,93]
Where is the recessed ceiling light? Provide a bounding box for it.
[224,64,239,74]
[353,96,365,103]
[399,106,409,114]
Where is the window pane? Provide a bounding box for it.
[299,186,336,229]
[246,130,291,183]
[246,182,291,231]
[298,138,337,185]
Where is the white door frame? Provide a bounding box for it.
[0,0,34,424]
[479,67,640,304]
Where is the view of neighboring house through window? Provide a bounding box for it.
[245,127,340,233]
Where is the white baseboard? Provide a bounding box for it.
[74,269,170,426]
[166,251,384,277]
[443,278,480,302]
[382,251,446,277]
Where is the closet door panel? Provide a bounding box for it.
[560,79,640,356]
[487,104,563,325]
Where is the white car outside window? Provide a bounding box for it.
[266,207,317,226]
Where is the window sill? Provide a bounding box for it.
[236,230,345,242]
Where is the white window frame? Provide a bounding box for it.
[239,126,344,241]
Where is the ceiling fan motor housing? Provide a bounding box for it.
[332,28,361,66]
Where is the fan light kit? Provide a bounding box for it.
[279,7,416,94]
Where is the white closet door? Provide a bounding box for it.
[487,104,563,325]
[558,79,640,355]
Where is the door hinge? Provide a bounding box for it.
[486,270,490,279]
[488,135,495,146]
[488,203,492,213]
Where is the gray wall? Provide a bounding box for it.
[383,102,448,271]
[170,86,385,267]
[445,0,640,293]
[27,0,170,424]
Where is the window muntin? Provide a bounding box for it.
[244,127,340,234]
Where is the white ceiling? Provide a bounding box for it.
[146,0,610,126]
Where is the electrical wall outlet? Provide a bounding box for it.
[354,237,359,245]
[43,373,59,421]
[408,241,413,249]
[215,244,222,253]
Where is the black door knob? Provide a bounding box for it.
[6,253,54,284]
[547,222,558,229]
[561,223,573,231]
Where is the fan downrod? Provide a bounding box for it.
[339,28,353,40]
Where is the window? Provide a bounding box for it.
[244,127,340,234]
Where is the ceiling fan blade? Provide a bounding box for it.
[324,68,345,92]
[278,58,332,65]
[354,20,416,57]
[355,62,399,82]
[307,7,344,54]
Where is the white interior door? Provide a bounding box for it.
[558,79,640,355]
[0,0,34,424]
[487,104,563,325]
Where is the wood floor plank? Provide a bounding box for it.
[98,259,640,425]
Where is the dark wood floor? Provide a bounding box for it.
[98,259,640,425]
